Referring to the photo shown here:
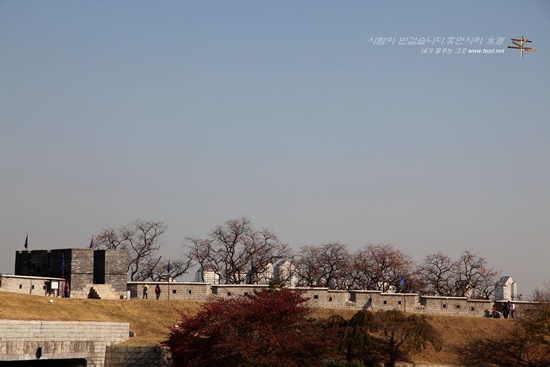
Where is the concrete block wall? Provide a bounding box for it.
[0,320,129,367]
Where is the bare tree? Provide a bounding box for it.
[95,220,172,281]
[295,242,351,289]
[184,237,213,282]
[417,250,498,298]
[417,252,457,296]
[150,258,192,282]
[453,249,499,299]
[351,244,413,292]
[185,217,291,284]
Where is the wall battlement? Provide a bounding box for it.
[127,282,536,318]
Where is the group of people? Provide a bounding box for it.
[492,300,515,319]
[142,284,162,300]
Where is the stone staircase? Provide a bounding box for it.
[88,284,118,300]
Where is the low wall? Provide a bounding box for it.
[0,274,62,297]
[0,320,129,367]
[3,276,537,318]
[127,282,212,301]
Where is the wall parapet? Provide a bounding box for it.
[0,273,63,297]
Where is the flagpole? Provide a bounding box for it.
[167,259,171,300]
[61,253,65,298]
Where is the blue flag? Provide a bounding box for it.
[24,234,28,250]
[399,277,405,287]
[89,237,94,249]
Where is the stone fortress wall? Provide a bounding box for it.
[127,282,535,318]
[14,249,127,299]
[4,249,534,318]
[0,320,129,367]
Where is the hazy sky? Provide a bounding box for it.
[1,1,549,296]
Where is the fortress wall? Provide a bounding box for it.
[2,276,540,318]
[69,249,95,296]
[128,282,212,301]
[94,250,127,295]
[420,296,493,316]
[0,320,129,367]
[211,284,269,297]
[14,249,95,298]
[15,250,53,277]
[104,345,173,367]
[0,274,62,297]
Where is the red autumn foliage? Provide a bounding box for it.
[168,288,336,367]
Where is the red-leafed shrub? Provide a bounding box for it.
[168,288,336,367]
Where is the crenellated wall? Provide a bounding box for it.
[126,282,537,318]
[1,271,537,318]
[127,282,212,301]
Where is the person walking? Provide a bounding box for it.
[143,284,149,299]
[509,301,516,320]
[155,284,161,300]
[502,301,509,319]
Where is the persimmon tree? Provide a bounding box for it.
[168,288,336,367]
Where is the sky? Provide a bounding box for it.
[1,0,549,297]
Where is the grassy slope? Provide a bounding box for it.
[0,292,514,365]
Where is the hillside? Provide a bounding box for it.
[0,292,515,365]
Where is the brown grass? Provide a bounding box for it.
[0,292,516,364]
[0,292,202,346]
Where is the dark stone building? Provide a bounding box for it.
[15,249,126,299]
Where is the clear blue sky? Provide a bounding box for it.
[1,0,549,296]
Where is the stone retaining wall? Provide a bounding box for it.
[0,320,129,367]
[104,345,173,367]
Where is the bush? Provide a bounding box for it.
[168,288,337,367]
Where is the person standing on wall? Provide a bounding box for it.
[509,301,516,320]
[143,284,149,299]
[64,281,70,298]
[155,284,161,300]
[502,301,509,319]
